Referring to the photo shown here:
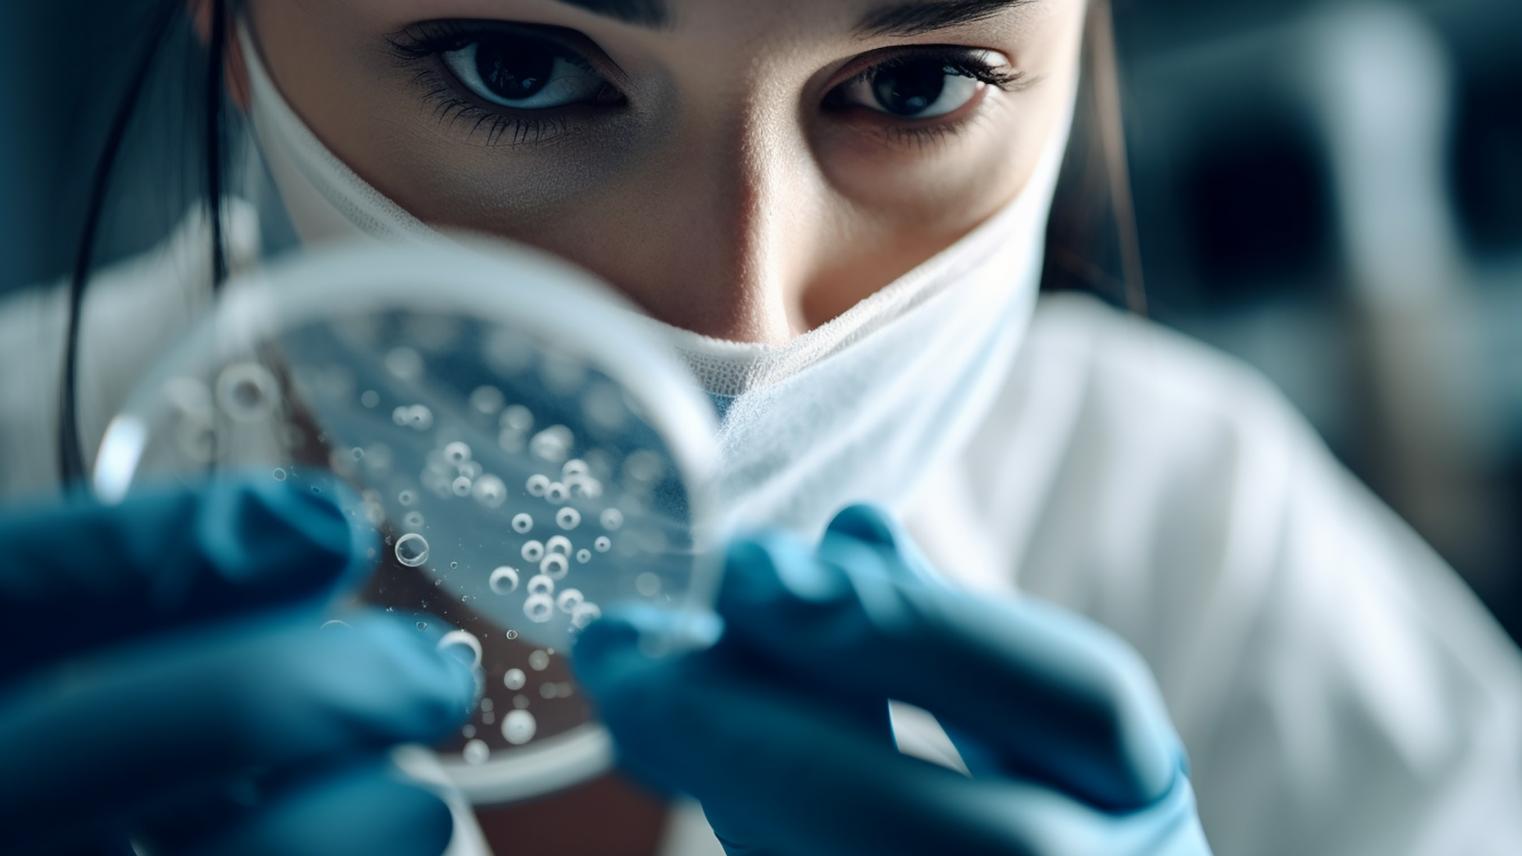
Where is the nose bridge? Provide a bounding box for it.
[667,80,819,342]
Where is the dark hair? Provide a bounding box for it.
[58,0,235,484]
[58,0,1142,484]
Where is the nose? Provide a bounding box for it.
[612,92,830,344]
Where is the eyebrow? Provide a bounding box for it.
[550,0,670,28]
[855,0,1037,37]
[547,0,1034,37]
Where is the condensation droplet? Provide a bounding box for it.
[437,629,483,669]
[557,589,584,613]
[545,536,572,556]
[528,649,551,671]
[444,441,472,465]
[489,566,520,595]
[451,476,472,497]
[470,385,505,415]
[523,594,555,623]
[398,489,417,506]
[635,572,662,597]
[501,404,534,432]
[571,602,602,629]
[521,540,545,562]
[576,549,592,564]
[594,536,612,553]
[272,467,288,482]
[555,507,581,531]
[502,710,537,745]
[395,533,430,567]
[403,510,425,531]
[545,482,570,505]
[215,362,280,422]
[473,474,507,508]
[540,554,569,580]
[530,426,574,463]
[503,668,526,691]
[463,739,490,765]
[567,477,603,500]
[527,573,556,597]
[525,474,551,497]
[624,450,666,483]
[600,508,624,531]
[511,513,533,535]
[384,347,423,381]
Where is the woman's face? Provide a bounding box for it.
[243,0,1085,342]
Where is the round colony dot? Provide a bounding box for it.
[502,710,537,745]
[527,574,556,597]
[540,554,569,580]
[523,594,554,623]
[489,566,520,595]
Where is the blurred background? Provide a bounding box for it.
[1,0,1518,639]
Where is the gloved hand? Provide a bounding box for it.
[574,504,1211,856]
[0,479,478,855]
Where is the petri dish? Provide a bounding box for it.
[92,233,719,804]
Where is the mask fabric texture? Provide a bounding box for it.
[242,24,1075,535]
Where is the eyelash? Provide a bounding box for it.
[828,49,1030,147]
[386,21,1029,149]
[388,21,619,146]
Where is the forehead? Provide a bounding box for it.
[350,0,1050,42]
[553,0,1039,35]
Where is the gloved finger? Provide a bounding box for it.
[0,610,476,851]
[822,507,1019,777]
[573,606,989,853]
[0,477,372,679]
[575,607,1204,856]
[716,531,1182,812]
[147,759,454,856]
[821,504,939,585]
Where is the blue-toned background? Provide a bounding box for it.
[2,0,1518,638]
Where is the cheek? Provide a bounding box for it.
[814,97,1032,224]
[371,124,646,234]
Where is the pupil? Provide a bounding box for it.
[477,37,555,101]
[873,61,947,116]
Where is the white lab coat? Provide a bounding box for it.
[3,206,1519,855]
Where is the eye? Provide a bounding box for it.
[830,50,1018,120]
[442,33,616,110]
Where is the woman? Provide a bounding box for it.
[3,0,1519,853]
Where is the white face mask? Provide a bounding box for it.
[241,25,1075,534]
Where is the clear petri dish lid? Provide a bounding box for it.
[93,232,719,804]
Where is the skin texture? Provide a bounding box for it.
[194,2,1089,851]
[231,0,1086,342]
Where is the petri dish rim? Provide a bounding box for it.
[91,232,721,802]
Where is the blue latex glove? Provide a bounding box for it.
[0,479,478,855]
[575,505,1212,855]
